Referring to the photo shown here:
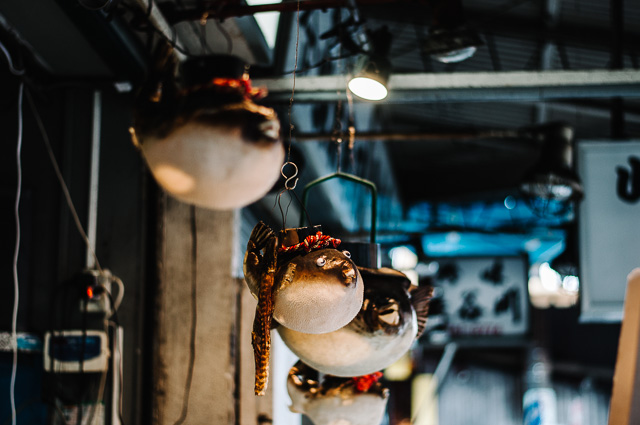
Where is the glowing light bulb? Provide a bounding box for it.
[348,77,388,101]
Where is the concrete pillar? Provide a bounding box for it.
[152,196,272,424]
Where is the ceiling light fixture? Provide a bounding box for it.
[519,122,583,203]
[423,26,483,64]
[423,0,483,64]
[348,55,390,101]
[348,26,392,101]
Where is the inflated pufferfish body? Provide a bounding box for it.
[287,361,389,425]
[278,267,432,376]
[271,248,363,334]
[244,223,364,335]
[131,43,283,210]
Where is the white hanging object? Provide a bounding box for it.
[139,109,283,210]
[132,45,284,210]
[278,267,432,376]
[287,361,389,425]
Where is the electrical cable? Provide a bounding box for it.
[24,90,103,273]
[111,320,125,425]
[26,83,120,425]
[173,206,198,425]
[87,285,121,425]
[110,275,125,313]
[105,288,125,425]
[2,38,24,425]
[0,40,25,76]
[10,80,24,425]
[3,36,117,425]
[78,294,90,425]
[0,399,39,425]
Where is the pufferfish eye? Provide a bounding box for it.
[316,256,327,267]
[342,250,351,259]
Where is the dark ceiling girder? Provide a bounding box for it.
[52,0,148,81]
[359,5,640,54]
[157,0,423,24]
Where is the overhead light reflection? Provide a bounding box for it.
[389,246,418,271]
[539,262,561,291]
[528,262,579,309]
[504,195,517,210]
[562,275,580,292]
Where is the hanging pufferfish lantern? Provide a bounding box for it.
[243,222,364,395]
[278,267,432,377]
[287,360,389,425]
[130,42,284,210]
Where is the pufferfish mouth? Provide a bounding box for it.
[342,265,357,286]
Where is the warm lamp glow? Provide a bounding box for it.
[348,76,388,101]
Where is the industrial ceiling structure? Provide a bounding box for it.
[2,0,639,282]
[1,1,637,424]
[2,0,639,246]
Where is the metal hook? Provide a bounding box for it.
[281,161,299,190]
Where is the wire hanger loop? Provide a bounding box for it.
[281,161,299,190]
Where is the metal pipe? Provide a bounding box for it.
[132,0,188,59]
[86,90,101,270]
[292,129,519,142]
[411,342,458,423]
[159,0,410,24]
[254,69,640,103]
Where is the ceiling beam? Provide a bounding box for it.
[254,69,640,103]
[157,0,419,24]
[359,5,640,53]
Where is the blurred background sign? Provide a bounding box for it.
[428,255,529,339]
[578,141,640,323]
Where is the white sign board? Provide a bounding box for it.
[577,141,640,322]
[432,256,529,337]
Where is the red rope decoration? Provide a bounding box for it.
[211,75,266,100]
[182,74,267,100]
[278,231,341,253]
[352,372,384,393]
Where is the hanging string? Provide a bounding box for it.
[333,84,344,173]
[287,0,301,163]
[339,10,357,171]
[275,0,303,230]
[333,8,346,173]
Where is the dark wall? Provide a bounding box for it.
[0,64,151,424]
